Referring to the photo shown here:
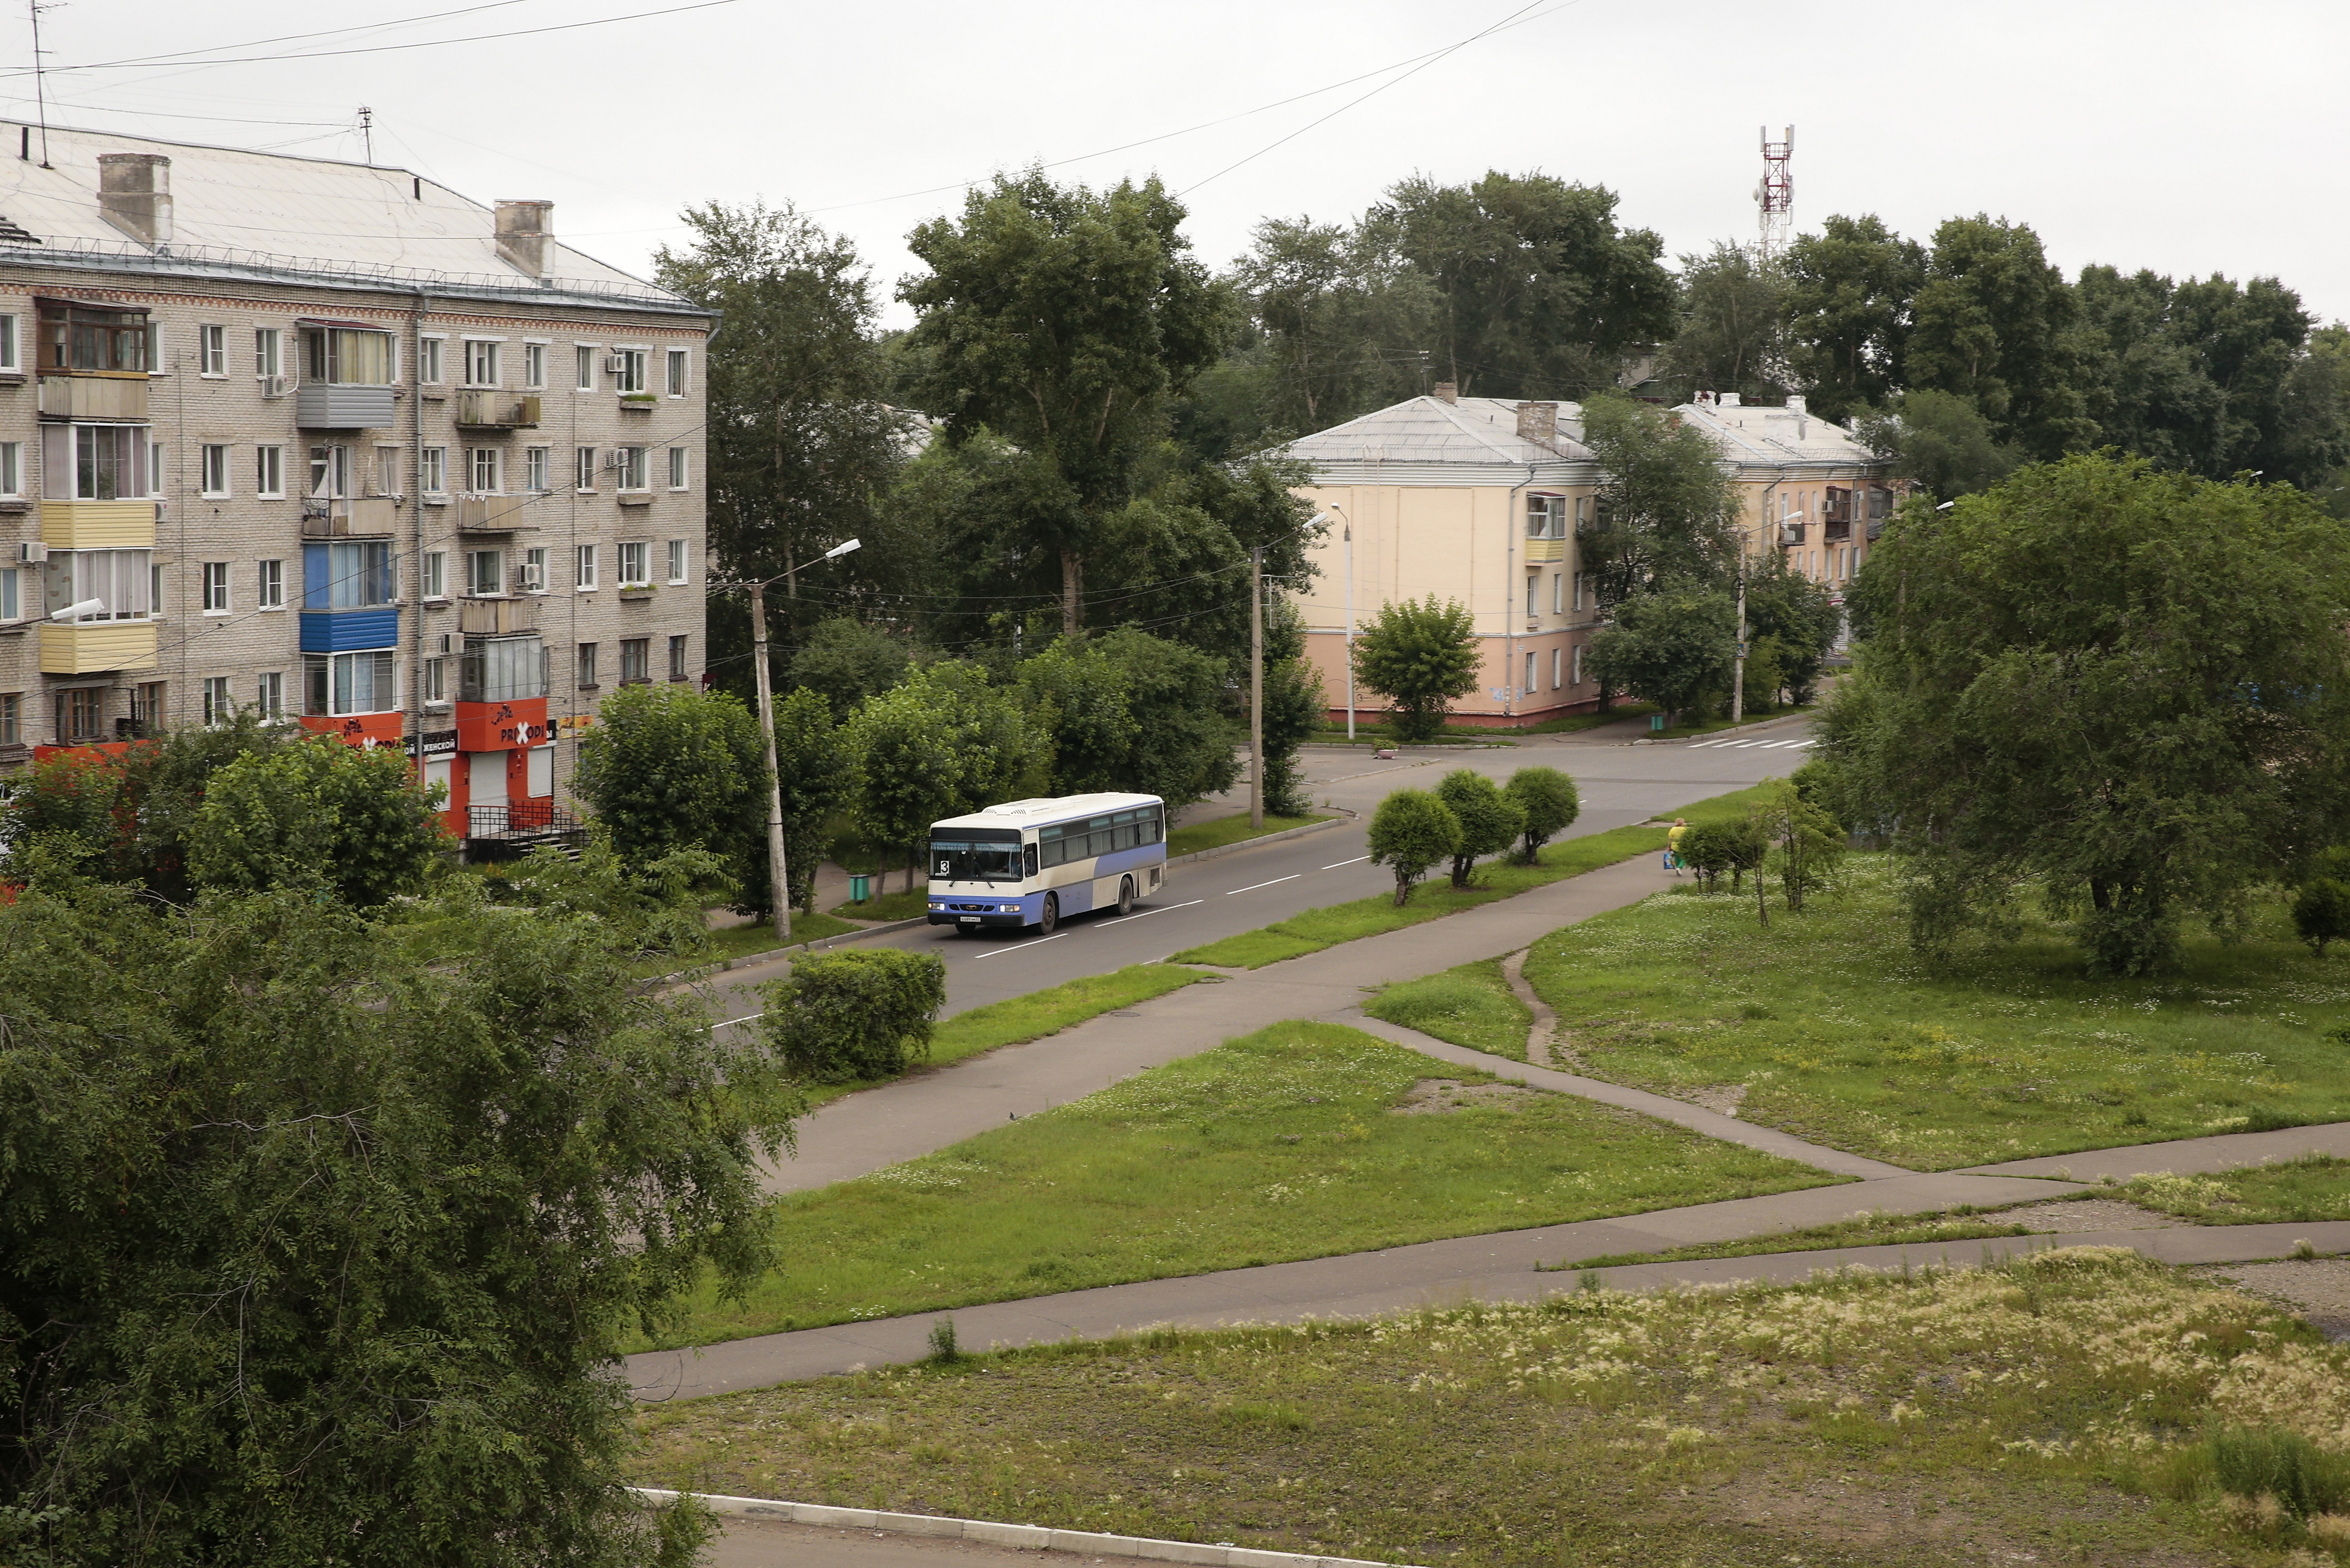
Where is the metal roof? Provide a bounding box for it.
[0,120,695,313]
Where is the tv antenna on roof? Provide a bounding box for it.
[357,105,372,166]
[27,0,59,169]
[1755,124,1792,262]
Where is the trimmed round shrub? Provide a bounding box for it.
[761,947,946,1083]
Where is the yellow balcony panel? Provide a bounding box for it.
[38,374,148,422]
[40,619,157,675]
[1523,537,1565,563]
[39,498,155,549]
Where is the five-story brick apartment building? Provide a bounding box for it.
[0,123,709,854]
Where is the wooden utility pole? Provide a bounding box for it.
[748,580,790,942]
[1250,546,1264,829]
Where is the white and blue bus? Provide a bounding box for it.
[925,792,1168,936]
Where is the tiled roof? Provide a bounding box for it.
[1284,394,1881,476]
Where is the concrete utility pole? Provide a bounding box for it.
[748,579,790,943]
[1249,545,1264,830]
[1731,564,1748,725]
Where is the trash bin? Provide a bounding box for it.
[849,873,872,903]
[1650,714,1668,733]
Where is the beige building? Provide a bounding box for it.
[0,124,708,856]
[1285,386,1895,727]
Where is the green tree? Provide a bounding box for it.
[1091,629,1243,810]
[1587,588,1738,720]
[1905,214,2090,460]
[1256,597,1326,817]
[0,872,796,1568]
[1019,636,1140,796]
[1367,788,1460,906]
[1663,241,1788,403]
[1351,596,1480,743]
[1378,171,1674,398]
[573,684,767,895]
[726,686,852,919]
[1781,214,1927,423]
[1434,769,1523,888]
[188,736,446,906]
[1503,766,1580,863]
[1741,558,1843,704]
[850,662,1046,890]
[1755,777,1847,917]
[1228,214,1437,436]
[1576,393,1742,608]
[2293,878,2350,957]
[899,170,1234,633]
[1828,454,2350,973]
[789,617,914,718]
[1852,388,2024,500]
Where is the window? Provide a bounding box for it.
[202,675,233,725]
[575,446,596,491]
[257,670,283,719]
[417,337,444,385]
[667,445,688,489]
[258,558,284,610]
[0,692,17,744]
[666,539,687,583]
[422,549,447,599]
[1524,651,1536,697]
[309,444,351,500]
[302,329,394,386]
[1572,572,1586,611]
[423,657,448,706]
[0,314,18,371]
[463,339,500,387]
[200,561,229,614]
[458,636,549,703]
[467,549,504,597]
[198,324,226,377]
[200,445,229,497]
[56,687,103,743]
[523,546,547,593]
[468,446,501,494]
[576,641,598,688]
[1526,494,1565,540]
[618,541,649,587]
[133,683,165,735]
[44,549,153,620]
[575,345,595,391]
[1552,573,1563,615]
[523,342,546,389]
[614,446,647,490]
[668,634,689,681]
[618,637,650,684]
[42,425,148,500]
[1551,647,1562,690]
[151,562,163,615]
[612,349,647,393]
[0,441,19,497]
[374,447,400,497]
[39,301,148,373]
[575,543,599,591]
[319,541,393,608]
[256,444,284,498]
[1572,643,1585,685]
[255,326,281,380]
[666,348,688,396]
[1524,573,1536,618]
[148,440,164,497]
[0,566,16,621]
[306,648,397,716]
[420,446,447,494]
[524,446,550,492]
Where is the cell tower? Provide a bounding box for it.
[1755,124,1793,262]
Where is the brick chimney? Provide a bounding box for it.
[494,199,553,278]
[1432,381,1457,404]
[1515,400,1558,443]
[97,153,171,248]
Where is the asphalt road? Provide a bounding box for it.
[695,713,1819,1024]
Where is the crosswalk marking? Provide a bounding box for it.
[1689,736,1816,750]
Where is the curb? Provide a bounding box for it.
[1168,808,1356,868]
[631,1490,1422,1568]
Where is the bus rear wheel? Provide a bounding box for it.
[1117,876,1135,917]
[1038,893,1058,935]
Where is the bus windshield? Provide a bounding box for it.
[931,833,1021,882]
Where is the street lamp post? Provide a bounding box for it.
[741,537,861,943]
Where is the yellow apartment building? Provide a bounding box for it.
[1285,385,1896,727]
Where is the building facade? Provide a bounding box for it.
[1284,386,1895,727]
[0,125,709,853]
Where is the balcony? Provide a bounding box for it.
[38,374,148,422]
[454,391,540,429]
[40,618,157,675]
[456,494,534,532]
[295,383,398,429]
[459,595,539,636]
[465,801,585,864]
[1777,522,1806,547]
[299,496,399,538]
[40,498,155,549]
[1523,536,1565,563]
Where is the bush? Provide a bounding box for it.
[1367,789,1460,907]
[1678,818,1766,893]
[1434,769,1523,888]
[761,947,946,1082]
[2210,1426,2350,1520]
[1504,766,1580,862]
[2292,876,2350,957]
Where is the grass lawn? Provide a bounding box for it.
[1363,958,1531,1060]
[1166,811,1330,858]
[829,888,927,922]
[2123,1155,2350,1225]
[1172,783,1776,969]
[631,913,864,978]
[650,1021,1834,1348]
[631,1249,2350,1567]
[1547,1204,2068,1269]
[1641,702,1816,741]
[1523,857,2350,1170]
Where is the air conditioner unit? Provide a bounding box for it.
[602,450,630,470]
[261,374,292,398]
[512,563,543,594]
[17,541,44,563]
[434,632,455,656]
[603,355,626,374]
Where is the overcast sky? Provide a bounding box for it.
[4,0,2345,331]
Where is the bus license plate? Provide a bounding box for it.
[959,915,979,923]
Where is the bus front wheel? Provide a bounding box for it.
[1117,876,1135,917]
[1038,893,1058,936]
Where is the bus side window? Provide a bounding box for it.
[1024,843,1038,877]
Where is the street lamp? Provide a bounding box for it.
[736,537,860,943]
[1310,507,1352,740]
